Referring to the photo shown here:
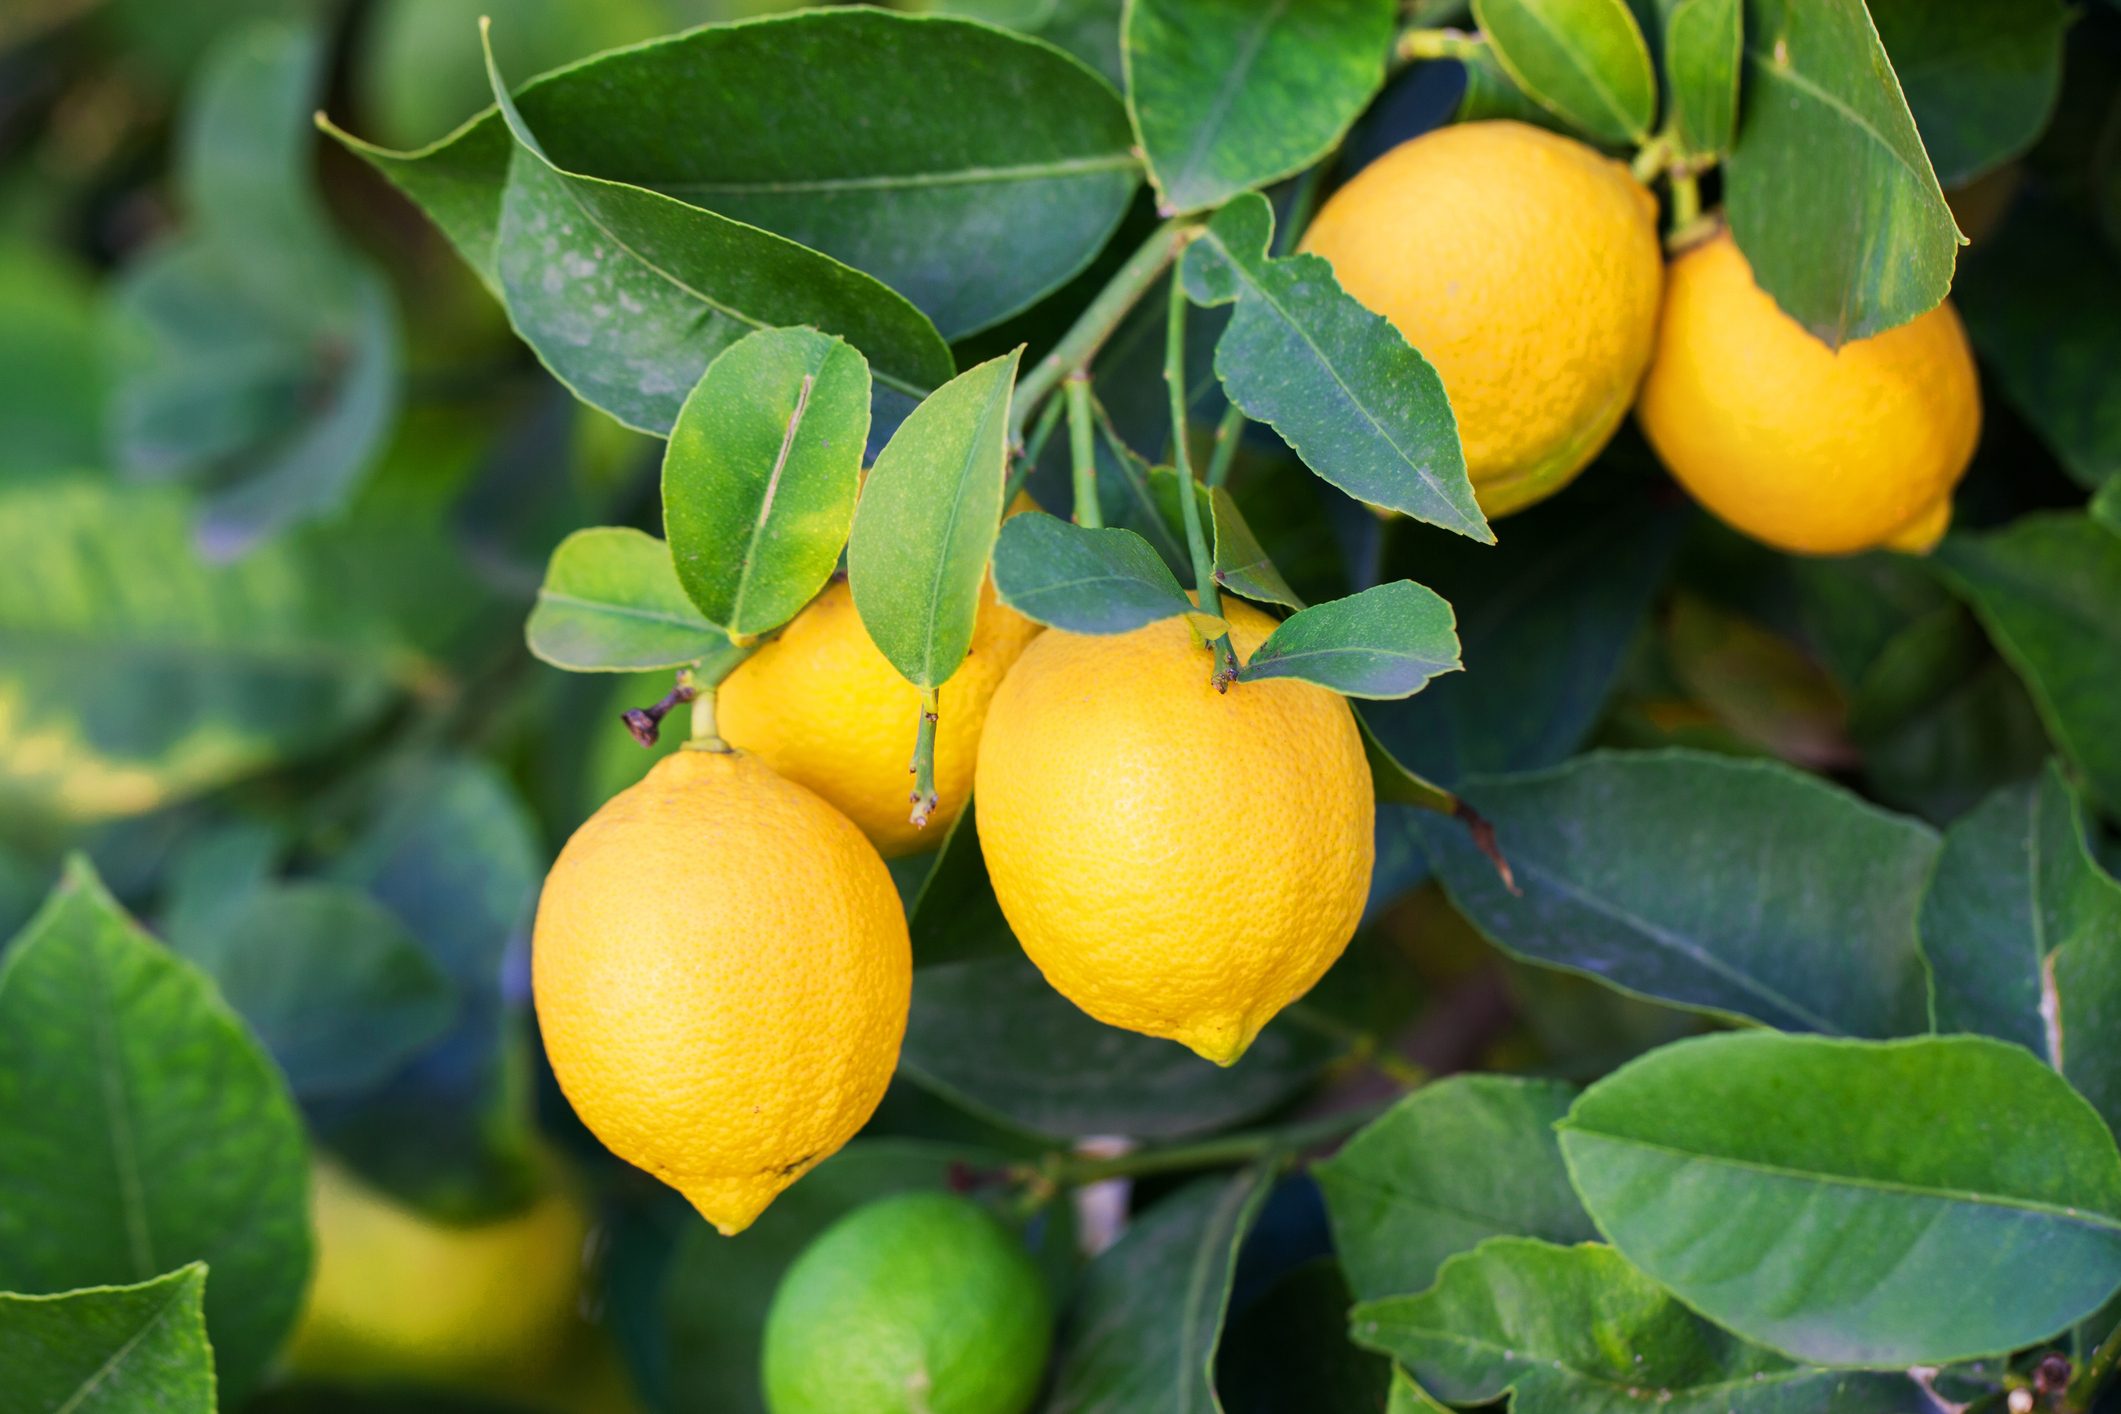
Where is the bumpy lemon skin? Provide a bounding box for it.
[1300,120,1664,517]
[974,600,1374,1066]
[1637,230,1981,557]
[286,1159,588,1387]
[532,748,911,1234]
[719,576,1041,858]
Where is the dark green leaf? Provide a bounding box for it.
[1560,1032,2121,1364]
[1922,764,2121,1141]
[662,328,869,638]
[848,349,1021,691]
[2097,478,2121,537]
[1210,485,1303,610]
[0,860,311,1401]
[1664,0,1741,157]
[991,511,1193,634]
[1870,0,2068,186]
[1352,1238,1935,1412]
[172,882,456,1101]
[1724,0,1960,345]
[906,798,1015,969]
[0,1265,214,1413]
[1048,1167,1274,1413]
[1356,708,1458,814]
[526,527,742,673]
[932,0,1127,88]
[1218,1261,1392,1414]
[459,33,952,439]
[1955,199,2121,489]
[0,243,107,477]
[1455,41,1577,133]
[1124,0,1395,214]
[1938,513,2121,812]
[110,21,399,552]
[0,479,432,828]
[1182,194,1487,542]
[1420,750,1938,1035]
[901,952,1342,1140]
[329,9,1136,342]
[1316,1076,1594,1301]
[1237,580,1459,698]
[1470,0,1657,145]
[662,1139,1020,1414]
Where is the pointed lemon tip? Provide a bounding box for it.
[1881,497,1953,555]
[679,1178,786,1237]
[1178,1016,1262,1068]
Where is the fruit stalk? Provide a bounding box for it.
[1065,373,1102,528]
[1010,218,1194,443]
[907,687,940,828]
[688,681,727,752]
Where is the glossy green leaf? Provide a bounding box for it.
[0,860,311,1402]
[662,1139,1022,1414]
[109,20,399,552]
[1352,1239,1935,1412]
[1938,513,2121,812]
[901,952,1343,1141]
[1420,750,1938,1035]
[1724,0,1960,346]
[1209,485,1302,610]
[1922,764,2121,1140]
[0,478,435,829]
[1048,1167,1274,1413]
[1356,708,1459,814]
[1237,580,1459,699]
[1123,0,1395,214]
[992,511,1193,634]
[1317,1076,1594,1301]
[0,1265,215,1414]
[1870,0,2068,186]
[663,328,869,637]
[329,9,1136,342]
[848,349,1021,691]
[934,0,1127,88]
[1183,194,1487,542]
[1664,0,1741,157]
[172,882,455,1101]
[1560,1032,2121,1365]
[1470,0,1656,145]
[526,527,742,673]
[469,32,954,439]
[1955,200,2121,489]
[1454,40,1576,133]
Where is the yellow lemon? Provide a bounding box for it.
[1301,120,1663,517]
[719,575,1040,857]
[1636,230,1981,556]
[533,747,911,1234]
[286,1159,588,1387]
[973,600,1374,1065]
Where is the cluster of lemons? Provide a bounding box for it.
[511,117,1983,1411]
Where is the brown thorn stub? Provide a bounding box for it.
[2033,1353,2072,1396]
[1456,801,1519,895]
[620,676,699,749]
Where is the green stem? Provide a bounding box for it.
[1011,220,1193,443]
[907,687,941,829]
[2068,1320,2121,1411]
[686,680,728,752]
[1395,27,1482,64]
[1066,374,1103,528]
[1005,390,1066,504]
[1631,129,1675,185]
[1204,402,1246,490]
[1045,1105,1388,1187]
[1166,276,1220,624]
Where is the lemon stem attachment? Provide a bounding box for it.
[686,680,729,752]
[1166,272,1239,691]
[1065,373,1102,528]
[1011,219,1194,444]
[907,687,941,829]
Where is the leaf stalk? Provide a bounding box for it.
[1065,373,1102,528]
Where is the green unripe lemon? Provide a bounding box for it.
[761,1192,1052,1414]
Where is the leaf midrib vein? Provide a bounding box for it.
[660,152,1137,198]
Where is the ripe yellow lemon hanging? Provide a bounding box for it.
[718,577,1038,856]
[532,747,910,1234]
[1300,120,1663,517]
[287,1159,588,1388]
[974,600,1373,1066]
[1636,229,1981,556]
